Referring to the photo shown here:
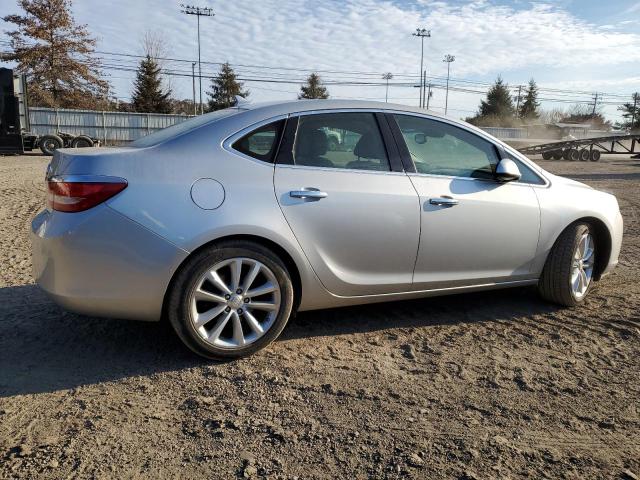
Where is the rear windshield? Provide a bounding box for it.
[131,108,242,148]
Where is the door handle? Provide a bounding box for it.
[429,196,459,207]
[289,188,328,200]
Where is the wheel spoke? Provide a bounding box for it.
[195,304,227,328]
[230,259,242,291]
[195,289,226,304]
[242,262,261,292]
[207,270,232,295]
[246,282,276,298]
[580,270,589,292]
[244,310,264,335]
[249,301,277,311]
[572,270,581,292]
[207,310,233,343]
[231,312,245,346]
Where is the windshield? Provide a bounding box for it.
[131,108,242,148]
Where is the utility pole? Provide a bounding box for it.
[426,82,432,110]
[191,62,197,115]
[443,54,455,115]
[181,4,214,115]
[382,73,393,102]
[515,84,522,118]
[413,28,431,108]
[421,71,427,108]
[591,92,599,118]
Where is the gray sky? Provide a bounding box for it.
[1,0,639,121]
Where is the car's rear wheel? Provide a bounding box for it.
[538,223,596,306]
[167,241,294,359]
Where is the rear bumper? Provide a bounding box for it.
[31,205,188,321]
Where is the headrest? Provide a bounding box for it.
[296,129,328,158]
[353,132,385,159]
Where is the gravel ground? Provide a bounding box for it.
[0,152,639,479]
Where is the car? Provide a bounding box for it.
[31,100,623,359]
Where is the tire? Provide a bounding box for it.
[538,222,596,307]
[579,149,590,162]
[542,151,553,160]
[71,135,93,148]
[552,150,563,160]
[590,150,601,162]
[167,240,295,359]
[562,149,571,160]
[568,149,580,161]
[39,134,63,156]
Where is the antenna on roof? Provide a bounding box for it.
[234,95,250,108]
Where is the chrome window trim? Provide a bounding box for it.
[407,171,534,188]
[222,108,549,187]
[274,163,408,176]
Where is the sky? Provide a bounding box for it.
[1,0,639,122]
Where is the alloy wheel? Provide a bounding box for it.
[571,232,594,299]
[189,257,281,349]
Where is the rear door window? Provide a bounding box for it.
[291,113,390,171]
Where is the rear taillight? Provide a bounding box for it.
[47,179,127,212]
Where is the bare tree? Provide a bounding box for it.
[140,30,172,93]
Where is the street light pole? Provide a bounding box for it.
[191,62,197,115]
[413,28,430,108]
[443,54,455,116]
[181,4,214,115]
[382,73,393,102]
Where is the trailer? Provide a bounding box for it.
[0,68,98,155]
[517,134,640,162]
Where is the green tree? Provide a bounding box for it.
[206,62,248,111]
[298,73,329,99]
[618,92,640,130]
[131,55,172,113]
[2,0,109,108]
[478,76,515,118]
[519,78,540,120]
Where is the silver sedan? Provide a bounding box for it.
[31,100,623,359]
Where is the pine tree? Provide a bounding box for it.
[478,76,515,118]
[618,92,640,130]
[206,62,248,111]
[519,79,540,120]
[2,0,109,108]
[298,73,329,99]
[131,55,172,113]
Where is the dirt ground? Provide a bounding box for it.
[0,152,638,480]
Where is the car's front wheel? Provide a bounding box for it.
[538,222,596,306]
[167,241,294,359]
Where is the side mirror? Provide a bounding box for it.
[495,158,521,182]
[414,133,427,144]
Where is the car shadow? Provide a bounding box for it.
[0,283,558,397]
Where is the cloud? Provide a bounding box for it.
[1,0,638,117]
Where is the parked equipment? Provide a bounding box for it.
[518,134,640,161]
[0,68,98,155]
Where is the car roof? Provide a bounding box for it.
[240,99,449,119]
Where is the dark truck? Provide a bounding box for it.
[0,68,97,155]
